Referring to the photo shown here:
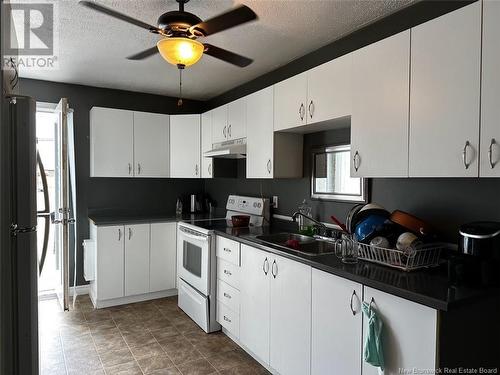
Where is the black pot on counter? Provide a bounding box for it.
[450,222,500,287]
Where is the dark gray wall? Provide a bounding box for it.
[19,78,204,286]
[204,128,500,242]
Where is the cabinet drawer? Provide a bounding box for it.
[217,258,240,290]
[217,301,240,338]
[216,236,241,266]
[217,279,240,312]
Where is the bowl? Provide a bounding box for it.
[354,214,388,243]
[353,203,390,225]
[231,215,250,228]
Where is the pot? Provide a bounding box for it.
[459,221,500,258]
[231,215,250,228]
[389,210,432,237]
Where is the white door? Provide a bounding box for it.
[351,30,410,177]
[150,222,176,292]
[133,111,169,177]
[362,287,437,375]
[274,73,308,131]
[177,225,209,295]
[124,224,150,296]
[311,269,362,375]
[246,87,274,179]
[212,105,228,143]
[270,254,311,375]
[409,2,481,177]
[90,107,134,177]
[170,114,201,178]
[480,0,500,177]
[97,225,124,300]
[201,111,213,178]
[307,53,352,124]
[227,97,246,140]
[239,244,271,364]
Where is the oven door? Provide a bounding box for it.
[177,224,210,296]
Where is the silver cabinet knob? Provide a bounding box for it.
[128,163,132,175]
[208,163,212,176]
[118,228,121,241]
[223,125,227,138]
[308,100,315,119]
[228,124,232,138]
[488,138,496,169]
[267,159,272,174]
[353,151,360,172]
[299,103,305,121]
[195,164,199,176]
[137,163,141,175]
[128,227,132,240]
[350,290,357,316]
[462,141,471,169]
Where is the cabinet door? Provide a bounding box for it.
[227,97,246,140]
[362,287,437,374]
[409,2,481,177]
[239,244,271,364]
[90,107,134,177]
[201,111,213,178]
[150,222,176,292]
[133,111,169,178]
[124,224,150,296]
[270,254,311,375]
[307,53,352,124]
[311,269,362,375]
[212,105,228,143]
[351,30,410,177]
[246,87,274,179]
[170,115,201,178]
[480,0,500,177]
[274,73,308,131]
[96,225,124,300]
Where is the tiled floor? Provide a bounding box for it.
[39,295,269,375]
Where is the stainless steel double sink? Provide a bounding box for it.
[254,233,336,256]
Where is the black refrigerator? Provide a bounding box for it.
[0,95,39,375]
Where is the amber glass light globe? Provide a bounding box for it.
[157,37,204,67]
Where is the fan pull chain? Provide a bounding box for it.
[177,66,183,107]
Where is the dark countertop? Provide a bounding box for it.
[212,221,497,312]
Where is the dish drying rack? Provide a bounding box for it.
[353,240,443,272]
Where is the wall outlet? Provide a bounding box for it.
[272,196,278,209]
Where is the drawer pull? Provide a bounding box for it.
[223,292,231,299]
[223,247,231,253]
[223,315,232,323]
[223,269,232,276]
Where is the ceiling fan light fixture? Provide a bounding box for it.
[157,37,204,67]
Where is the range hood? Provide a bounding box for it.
[204,138,246,159]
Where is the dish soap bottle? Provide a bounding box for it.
[298,199,313,235]
[175,198,183,218]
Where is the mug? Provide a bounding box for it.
[335,236,358,264]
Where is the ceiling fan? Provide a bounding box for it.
[79,0,258,69]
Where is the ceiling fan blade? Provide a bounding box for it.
[126,46,158,60]
[79,1,161,32]
[203,44,253,67]
[192,5,257,36]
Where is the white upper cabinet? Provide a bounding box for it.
[480,0,500,177]
[201,111,213,178]
[133,111,169,178]
[274,72,308,131]
[212,105,228,143]
[170,114,201,178]
[311,269,362,375]
[351,30,410,177]
[227,97,246,140]
[307,53,352,123]
[270,254,311,375]
[409,2,481,177]
[90,107,134,177]
[362,287,437,375]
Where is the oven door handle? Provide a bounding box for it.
[179,228,208,241]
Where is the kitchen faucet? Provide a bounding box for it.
[291,211,328,234]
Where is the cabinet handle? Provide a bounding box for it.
[223,125,227,138]
[299,103,305,121]
[118,228,121,241]
[488,138,496,169]
[223,247,231,253]
[223,292,231,299]
[208,163,212,176]
[353,151,360,172]
[128,227,132,240]
[462,141,471,169]
[223,269,232,276]
[228,124,232,138]
[350,290,357,316]
[195,164,199,176]
[369,297,375,311]
[128,163,132,175]
[308,100,314,119]
[271,259,277,279]
[263,257,269,275]
[137,163,141,175]
[223,315,232,323]
[267,159,272,174]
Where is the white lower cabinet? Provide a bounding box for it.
[311,269,363,375]
[124,224,150,296]
[95,225,125,300]
[150,222,177,292]
[362,287,437,375]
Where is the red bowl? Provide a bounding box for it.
[231,215,250,228]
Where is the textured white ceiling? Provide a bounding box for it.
[19,0,417,100]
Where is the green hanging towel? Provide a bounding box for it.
[362,301,385,371]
